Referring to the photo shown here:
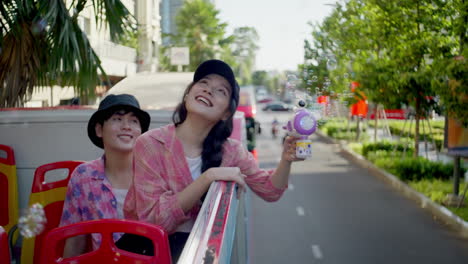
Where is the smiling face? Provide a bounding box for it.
[95,110,142,153]
[185,74,233,123]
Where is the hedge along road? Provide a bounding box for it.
[247,111,468,264]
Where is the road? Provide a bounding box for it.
[246,110,468,264]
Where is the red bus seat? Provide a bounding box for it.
[21,161,84,264]
[0,226,11,264]
[0,144,18,235]
[39,219,171,264]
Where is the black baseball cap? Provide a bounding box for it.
[193,59,240,106]
[87,94,150,148]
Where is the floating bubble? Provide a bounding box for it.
[343,73,349,79]
[31,18,47,35]
[18,203,47,238]
[287,74,298,83]
[306,80,313,85]
[286,82,296,94]
[298,100,306,107]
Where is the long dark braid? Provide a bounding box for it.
[172,82,239,172]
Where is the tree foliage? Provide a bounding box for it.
[163,0,231,71]
[303,0,467,155]
[230,27,259,86]
[0,0,136,107]
[159,0,260,85]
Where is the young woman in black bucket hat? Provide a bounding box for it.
[59,94,150,257]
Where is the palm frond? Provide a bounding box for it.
[1,0,133,107]
[0,19,46,107]
[88,0,137,42]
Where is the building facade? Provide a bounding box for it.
[26,0,161,107]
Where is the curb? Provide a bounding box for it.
[316,130,468,239]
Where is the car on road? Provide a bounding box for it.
[257,95,274,104]
[262,101,294,112]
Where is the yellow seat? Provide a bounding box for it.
[21,161,83,264]
[0,144,18,236]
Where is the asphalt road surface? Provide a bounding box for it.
[246,111,468,264]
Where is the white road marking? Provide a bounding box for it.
[311,244,323,259]
[296,206,305,216]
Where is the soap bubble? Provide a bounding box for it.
[31,18,47,35]
[18,203,47,238]
[287,74,298,83]
[298,100,306,107]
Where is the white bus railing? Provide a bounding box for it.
[179,181,248,264]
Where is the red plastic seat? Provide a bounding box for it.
[21,161,84,264]
[39,219,172,264]
[0,226,11,264]
[0,144,18,235]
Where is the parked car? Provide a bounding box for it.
[257,95,274,104]
[262,101,294,112]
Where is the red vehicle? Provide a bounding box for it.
[237,86,260,158]
[238,88,257,119]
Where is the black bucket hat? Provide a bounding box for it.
[87,94,150,149]
[193,59,240,107]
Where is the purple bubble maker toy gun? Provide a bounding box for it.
[283,101,317,158]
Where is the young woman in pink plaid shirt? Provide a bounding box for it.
[123,59,304,260]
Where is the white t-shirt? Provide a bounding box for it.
[175,156,202,233]
[186,155,202,180]
[113,188,128,219]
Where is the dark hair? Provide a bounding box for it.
[172,82,239,172]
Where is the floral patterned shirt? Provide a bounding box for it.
[59,156,121,249]
[124,124,287,234]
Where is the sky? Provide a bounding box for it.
[216,0,335,72]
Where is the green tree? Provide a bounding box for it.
[431,0,468,127]
[252,71,268,87]
[230,27,259,86]
[166,0,232,71]
[308,0,467,195]
[0,0,135,107]
[307,0,463,155]
[300,28,332,97]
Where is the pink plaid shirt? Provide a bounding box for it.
[124,124,286,234]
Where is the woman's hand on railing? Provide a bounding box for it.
[203,167,246,198]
